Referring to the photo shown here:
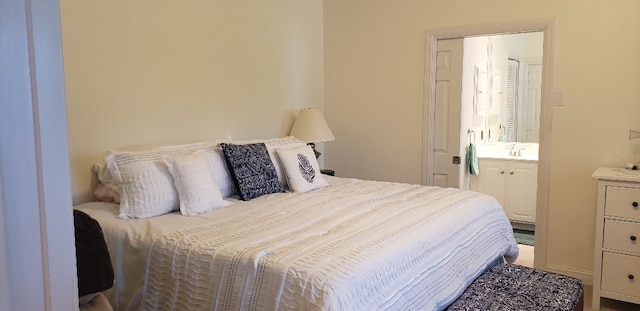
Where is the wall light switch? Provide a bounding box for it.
[553,91,565,106]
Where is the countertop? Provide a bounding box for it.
[476,143,539,162]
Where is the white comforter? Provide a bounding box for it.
[76,176,518,311]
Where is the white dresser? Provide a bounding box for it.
[591,167,640,310]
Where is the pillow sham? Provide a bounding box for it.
[105,142,223,218]
[97,140,238,200]
[93,142,212,190]
[276,144,329,193]
[220,143,285,200]
[106,151,179,219]
[140,141,239,196]
[163,151,230,216]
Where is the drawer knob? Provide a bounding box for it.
[500,171,505,175]
[629,274,635,280]
[632,235,637,241]
[633,202,639,208]
[509,171,515,175]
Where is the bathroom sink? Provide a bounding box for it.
[478,153,538,161]
[476,143,539,161]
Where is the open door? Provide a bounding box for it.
[431,38,463,188]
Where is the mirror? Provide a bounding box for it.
[473,32,544,143]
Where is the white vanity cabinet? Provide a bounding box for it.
[471,159,537,224]
[591,167,640,310]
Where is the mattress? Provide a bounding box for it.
[75,176,519,311]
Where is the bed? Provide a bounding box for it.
[78,137,519,311]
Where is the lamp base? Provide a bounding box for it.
[308,143,321,159]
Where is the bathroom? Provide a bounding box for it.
[462,32,544,243]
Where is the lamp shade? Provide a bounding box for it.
[290,108,335,143]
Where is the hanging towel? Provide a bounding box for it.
[467,143,479,176]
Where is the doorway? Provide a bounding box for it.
[465,32,543,232]
[423,19,557,270]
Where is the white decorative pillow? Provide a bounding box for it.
[163,151,230,216]
[97,139,239,212]
[93,142,209,191]
[204,150,236,198]
[230,136,307,189]
[106,151,179,219]
[229,136,305,146]
[275,144,329,193]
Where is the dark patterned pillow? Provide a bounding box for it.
[220,143,285,200]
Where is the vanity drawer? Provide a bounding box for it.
[605,186,640,219]
[603,220,640,254]
[601,252,640,298]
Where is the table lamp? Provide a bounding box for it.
[289,108,335,158]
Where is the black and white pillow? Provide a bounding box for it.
[220,143,285,200]
[229,136,307,189]
[275,145,329,193]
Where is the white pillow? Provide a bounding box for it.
[156,143,235,197]
[106,151,179,219]
[163,151,230,216]
[93,142,210,191]
[204,150,236,198]
[229,136,304,146]
[97,140,238,202]
[105,143,223,218]
[92,163,119,193]
[231,136,307,189]
[275,144,329,193]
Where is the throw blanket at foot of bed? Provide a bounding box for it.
[446,263,584,311]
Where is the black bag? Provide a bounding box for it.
[73,209,114,297]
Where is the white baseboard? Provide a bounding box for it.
[545,264,593,286]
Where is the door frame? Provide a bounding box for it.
[423,18,557,270]
[1,0,78,309]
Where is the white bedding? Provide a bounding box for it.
[75,176,518,311]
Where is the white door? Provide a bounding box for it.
[523,60,542,143]
[432,38,463,188]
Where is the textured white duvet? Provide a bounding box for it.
[76,176,518,311]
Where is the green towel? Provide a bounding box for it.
[467,143,479,176]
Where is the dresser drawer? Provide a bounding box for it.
[601,252,640,298]
[605,186,640,219]
[603,220,640,254]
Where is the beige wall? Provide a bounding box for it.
[324,1,640,278]
[60,0,640,283]
[60,0,324,203]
